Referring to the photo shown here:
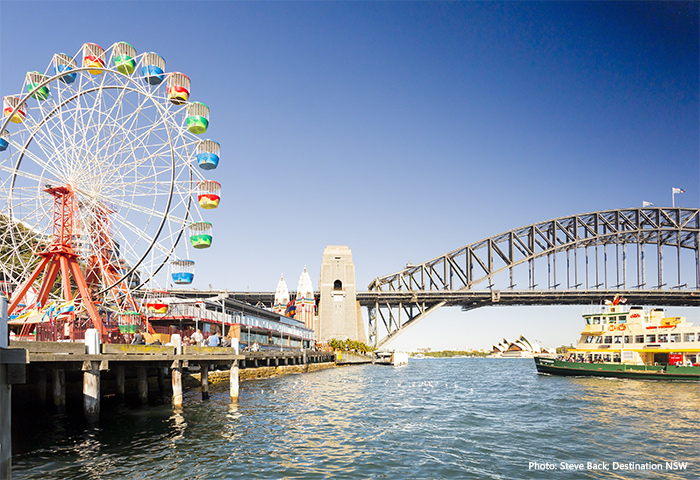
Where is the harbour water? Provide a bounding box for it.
[12,358,699,479]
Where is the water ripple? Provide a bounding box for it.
[12,359,700,479]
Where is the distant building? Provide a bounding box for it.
[295,266,316,331]
[273,274,289,315]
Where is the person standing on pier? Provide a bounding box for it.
[208,330,220,347]
[131,329,145,345]
[193,329,204,346]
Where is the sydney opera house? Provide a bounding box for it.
[489,335,555,358]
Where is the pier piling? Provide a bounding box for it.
[171,361,183,407]
[35,368,47,404]
[137,366,148,405]
[201,363,209,400]
[230,361,239,403]
[1,295,11,479]
[52,369,66,412]
[83,361,100,422]
[115,365,125,399]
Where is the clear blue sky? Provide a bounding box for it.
[1,1,697,350]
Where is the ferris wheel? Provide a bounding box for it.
[0,42,221,336]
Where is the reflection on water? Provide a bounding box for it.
[12,360,700,479]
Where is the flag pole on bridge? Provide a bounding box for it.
[672,187,685,208]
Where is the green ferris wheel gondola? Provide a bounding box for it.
[189,221,213,249]
[186,102,209,134]
[113,41,137,75]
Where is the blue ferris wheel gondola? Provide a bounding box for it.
[53,54,77,84]
[171,259,195,285]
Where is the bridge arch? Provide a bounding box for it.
[366,207,700,348]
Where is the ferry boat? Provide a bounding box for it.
[534,299,700,381]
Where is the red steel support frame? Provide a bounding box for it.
[8,185,107,339]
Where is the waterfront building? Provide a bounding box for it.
[146,294,314,350]
[296,266,316,331]
[317,245,367,344]
[272,274,289,315]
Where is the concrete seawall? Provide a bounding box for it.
[185,361,336,386]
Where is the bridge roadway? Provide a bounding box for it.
[166,288,699,309]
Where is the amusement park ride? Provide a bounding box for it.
[0,42,222,342]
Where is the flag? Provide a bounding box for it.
[285,299,296,319]
[56,300,75,316]
[672,187,685,194]
[642,201,653,207]
[41,301,57,324]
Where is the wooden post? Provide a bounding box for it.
[83,361,100,423]
[115,365,125,399]
[1,295,11,479]
[137,366,148,405]
[35,368,47,404]
[171,361,183,407]
[201,363,209,400]
[157,367,166,393]
[230,360,239,403]
[52,369,66,412]
[0,363,10,479]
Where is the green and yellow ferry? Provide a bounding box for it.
[535,299,700,381]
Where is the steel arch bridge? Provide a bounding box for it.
[365,207,700,348]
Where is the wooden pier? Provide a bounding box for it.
[7,340,335,420]
[2,329,335,479]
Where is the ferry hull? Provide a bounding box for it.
[534,357,700,381]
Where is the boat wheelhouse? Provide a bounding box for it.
[535,300,700,381]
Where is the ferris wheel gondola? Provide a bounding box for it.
[0,41,222,340]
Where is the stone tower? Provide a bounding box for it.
[317,246,366,343]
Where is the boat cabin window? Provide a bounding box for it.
[584,336,594,343]
[603,354,612,362]
[604,336,612,344]
[614,336,622,344]
[624,335,631,343]
[594,336,603,344]
[684,333,696,342]
[687,355,697,364]
[607,316,616,325]
[592,316,600,325]
[646,334,656,343]
[635,335,644,343]
[658,333,668,343]
[585,317,591,325]
[617,315,627,324]
[670,333,680,343]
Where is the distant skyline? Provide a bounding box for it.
[1,1,697,349]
